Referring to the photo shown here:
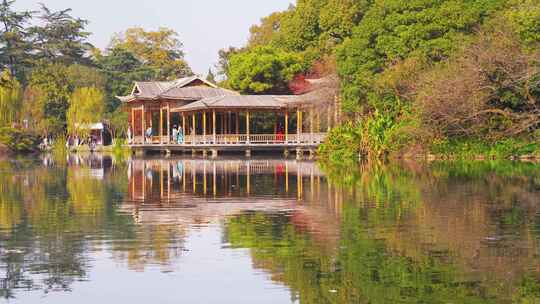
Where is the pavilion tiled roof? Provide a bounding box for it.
[171,95,297,112]
[117,76,236,102]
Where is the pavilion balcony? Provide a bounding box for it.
[130,133,327,146]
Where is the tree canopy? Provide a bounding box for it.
[67,87,105,137]
[227,46,305,94]
[110,27,193,80]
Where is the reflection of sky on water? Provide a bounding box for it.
[13,225,293,304]
[1,155,540,303]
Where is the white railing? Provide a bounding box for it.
[133,133,327,146]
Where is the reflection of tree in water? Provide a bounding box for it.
[0,157,137,299]
[225,161,540,303]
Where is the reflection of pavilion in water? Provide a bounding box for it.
[65,153,114,179]
[123,158,344,238]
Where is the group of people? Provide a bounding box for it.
[127,125,185,144]
[171,125,184,144]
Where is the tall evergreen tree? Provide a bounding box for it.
[29,4,93,65]
[206,68,216,84]
[0,0,33,81]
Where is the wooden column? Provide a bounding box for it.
[203,111,207,143]
[212,110,216,143]
[285,111,289,142]
[142,105,146,143]
[167,105,170,144]
[131,108,135,142]
[246,111,250,143]
[192,113,196,136]
[235,113,239,135]
[159,106,163,144]
[182,113,186,143]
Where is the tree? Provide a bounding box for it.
[20,85,46,132]
[206,68,216,84]
[94,46,153,112]
[248,11,291,47]
[0,69,21,126]
[336,0,505,112]
[104,107,128,141]
[0,0,33,81]
[227,46,305,94]
[29,4,92,65]
[27,62,72,135]
[216,46,243,79]
[507,0,540,48]
[417,23,540,139]
[67,87,105,137]
[110,27,192,80]
[66,64,105,89]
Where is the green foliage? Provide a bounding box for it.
[227,46,305,94]
[66,64,105,89]
[27,62,71,135]
[104,107,128,140]
[318,122,361,162]
[29,4,92,65]
[67,87,105,137]
[205,68,216,84]
[94,47,153,112]
[336,0,504,112]
[110,27,193,80]
[320,100,420,161]
[0,69,22,126]
[0,127,40,153]
[506,0,540,48]
[0,0,33,81]
[431,138,540,159]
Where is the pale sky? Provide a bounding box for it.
[14,0,293,75]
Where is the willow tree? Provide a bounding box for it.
[0,70,22,126]
[67,87,105,137]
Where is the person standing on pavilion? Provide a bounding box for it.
[127,126,132,144]
[145,126,152,143]
[177,126,184,144]
[172,125,178,143]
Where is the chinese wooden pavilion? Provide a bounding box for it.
[118,76,336,157]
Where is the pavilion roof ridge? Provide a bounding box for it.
[117,76,233,103]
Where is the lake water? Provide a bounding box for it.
[1,154,540,303]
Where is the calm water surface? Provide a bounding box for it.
[1,154,540,303]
